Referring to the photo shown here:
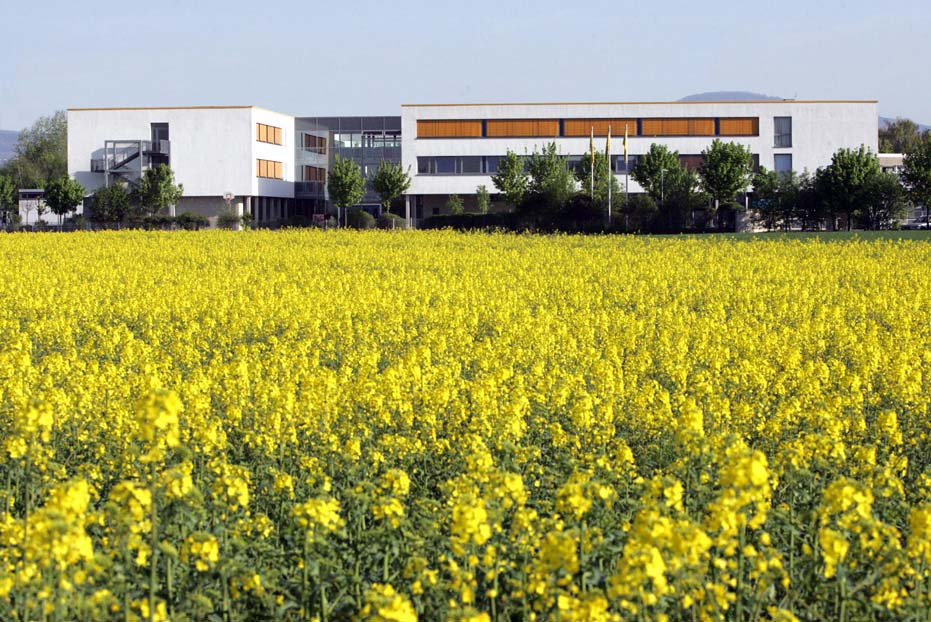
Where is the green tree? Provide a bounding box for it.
[698,139,754,229]
[526,142,575,209]
[44,176,86,226]
[0,175,16,226]
[632,144,680,201]
[633,145,705,232]
[91,183,131,227]
[372,161,411,216]
[475,185,490,214]
[902,139,931,227]
[446,194,464,215]
[879,118,928,154]
[327,155,366,226]
[817,146,881,230]
[0,111,67,189]
[797,171,827,230]
[132,164,183,218]
[575,147,620,210]
[490,150,528,210]
[860,172,908,229]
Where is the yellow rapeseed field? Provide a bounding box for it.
[0,230,930,622]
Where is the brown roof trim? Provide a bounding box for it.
[67,105,255,111]
[402,100,878,107]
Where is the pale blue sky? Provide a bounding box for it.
[2,0,929,130]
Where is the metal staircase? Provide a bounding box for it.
[90,139,171,187]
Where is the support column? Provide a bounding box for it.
[405,195,411,228]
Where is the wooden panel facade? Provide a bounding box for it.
[486,119,560,137]
[719,117,760,136]
[563,119,639,136]
[417,120,483,138]
[641,118,716,136]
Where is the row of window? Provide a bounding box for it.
[416,155,644,175]
[256,123,283,145]
[417,117,770,139]
[302,134,327,155]
[256,159,284,179]
[333,131,402,149]
[416,153,789,175]
[303,166,326,182]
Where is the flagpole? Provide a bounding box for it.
[606,125,612,229]
[624,123,630,232]
[589,127,594,200]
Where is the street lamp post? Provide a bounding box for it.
[660,168,667,205]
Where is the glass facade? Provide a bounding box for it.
[294,116,402,212]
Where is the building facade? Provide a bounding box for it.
[67,100,880,226]
[68,106,296,224]
[402,100,879,219]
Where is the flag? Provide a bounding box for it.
[624,124,629,169]
[590,127,595,169]
[606,126,611,179]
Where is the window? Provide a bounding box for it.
[256,159,284,179]
[614,155,640,173]
[460,157,482,174]
[774,154,793,175]
[303,166,325,182]
[435,157,456,175]
[256,123,283,145]
[302,134,327,154]
[484,156,501,174]
[774,117,792,148]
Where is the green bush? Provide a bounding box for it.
[175,212,209,231]
[348,210,376,229]
[376,213,407,230]
[216,209,242,230]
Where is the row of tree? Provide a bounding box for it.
[476,137,931,232]
[0,164,186,229]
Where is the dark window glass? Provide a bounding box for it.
[484,156,501,174]
[774,117,792,148]
[435,157,456,174]
[417,157,433,174]
[774,154,793,174]
[460,157,482,174]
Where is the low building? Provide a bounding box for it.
[67,99,880,227]
[403,100,879,220]
[68,106,296,225]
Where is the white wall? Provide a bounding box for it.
[402,101,879,196]
[67,106,295,201]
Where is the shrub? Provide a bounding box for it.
[175,212,208,231]
[217,209,242,230]
[348,210,376,230]
[376,213,407,230]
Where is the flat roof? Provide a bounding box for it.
[401,100,878,107]
[68,105,254,111]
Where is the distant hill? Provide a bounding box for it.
[680,91,784,102]
[0,130,17,166]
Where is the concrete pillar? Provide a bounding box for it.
[405,195,411,228]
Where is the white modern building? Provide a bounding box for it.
[66,99,880,226]
[68,106,296,223]
[401,99,878,216]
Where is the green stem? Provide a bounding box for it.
[303,536,310,621]
[149,489,158,621]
